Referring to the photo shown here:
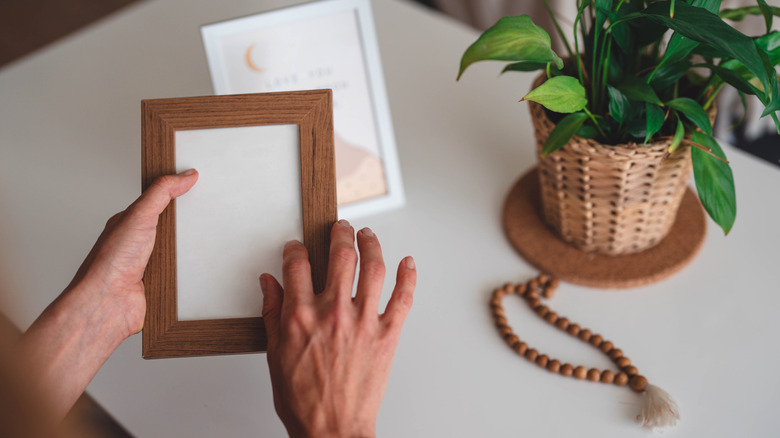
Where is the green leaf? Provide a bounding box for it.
[501,61,549,73]
[648,60,691,90]
[616,76,662,105]
[757,0,773,34]
[698,62,761,96]
[666,97,712,135]
[649,0,721,80]
[668,116,686,153]
[654,33,698,75]
[458,15,564,80]
[720,5,780,21]
[607,85,631,124]
[576,124,600,139]
[691,131,736,234]
[522,76,588,113]
[595,0,611,30]
[542,112,589,156]
[756,31,780,64]
[642,1,774,106]
[645,103,665,144]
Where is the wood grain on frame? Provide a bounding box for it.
[141,90,336,359]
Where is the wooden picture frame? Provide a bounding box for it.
[141,90,336,359]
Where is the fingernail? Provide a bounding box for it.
[337,219,351,228]
[179,168,197,176]
[404,256,416,270]
[361,227,374,238]
[285,240,300,249]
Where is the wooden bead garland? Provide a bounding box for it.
[490,274,680,430]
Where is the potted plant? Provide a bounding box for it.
[457,0,779,255]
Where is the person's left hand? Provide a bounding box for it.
[18,169,199,423]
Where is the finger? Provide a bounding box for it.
[260,274,284,351]
[353,228,386,314]
[381,257,417,330]
[126,169,199,230]
[323,220,358,300]
[282,240,314,304]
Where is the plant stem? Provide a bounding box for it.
[542,0,574,59]
[703,82,725,110]
[583,107,608,138]
[600,34,613,115]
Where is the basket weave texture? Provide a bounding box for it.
[530,77,708,255]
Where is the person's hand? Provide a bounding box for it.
[67,169,200,338]
[260,220,416,438]
[18,169,198,422]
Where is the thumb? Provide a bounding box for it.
[260,274,284,352]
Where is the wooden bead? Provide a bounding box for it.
[616,356,631,368]
[573,366,587,380]
[549,277,560,289]
[624,366,638,377]
[630,375,649,392]
[513,342,528,355]
[506,334,519,346]
[516,283,527,296]
[544,311,558,324]
[587,368,601,382]
[490,297,502,308]
[492,307,506,317]
[536,354,549,368]
[561,363,574,377]
[528,279,539,291]
[525,348,539,362]
[547,359,561,373]
[499,326,512,338]
[567,323,581,337]
[614,372,629,386]
[542,285,555,299]
[502,283,515,294]
[609,348,623,360]
[601,370,615,384]
[528,298,542,309]
[555,317,569,331]
[526,290,540,301]
[578,328,592,342]
[599,341,614,354]
[589,334,603,347]
[538,273,550,284]
[495,316,508,327]
[535,305,549,318]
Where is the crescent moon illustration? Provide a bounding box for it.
[245,44,264,73]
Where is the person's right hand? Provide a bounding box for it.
[260,220,416,438]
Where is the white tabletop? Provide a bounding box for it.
[2,0,779,436]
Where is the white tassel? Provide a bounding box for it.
[636,384,680,431]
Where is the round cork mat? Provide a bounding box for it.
[502,168,706,289]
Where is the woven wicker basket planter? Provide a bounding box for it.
[529,77,709,256]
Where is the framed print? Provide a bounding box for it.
[141,90,337,359]
[201,0,404,219]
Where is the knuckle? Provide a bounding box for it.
[398,292,414,310]
[360,259,386,278]
[105,211,125,228]
[330,244,357,265]
[284,256,311,276]
[151,174,176,191]
[282,306,312,332]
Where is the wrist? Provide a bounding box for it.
[63,275,142,347]
[284,417,376,438]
